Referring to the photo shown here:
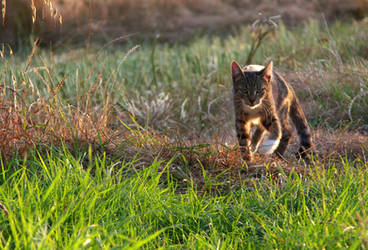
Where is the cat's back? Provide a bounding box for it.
[243,64,265,72]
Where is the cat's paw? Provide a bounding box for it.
[250,143,260,154]
[296,146,314,161]
[258,139,280,155]
[240,148,253,162]
[242,153,252,162]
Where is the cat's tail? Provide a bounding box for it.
[290,97,314,158]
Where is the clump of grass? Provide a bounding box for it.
[0,0,62,47]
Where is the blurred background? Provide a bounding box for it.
[1,0,368,47]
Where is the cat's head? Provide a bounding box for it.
[231,60,273,108]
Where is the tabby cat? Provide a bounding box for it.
[231,60,313,161]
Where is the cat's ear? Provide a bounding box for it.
[262,61,273,82]
[231,61,243,82]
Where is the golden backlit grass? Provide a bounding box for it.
[1,20,367,189]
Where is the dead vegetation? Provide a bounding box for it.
[1,0,368,46]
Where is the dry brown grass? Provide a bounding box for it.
[1,0,368,46]
[0,0,61,48]
[0,85,110,158]
[56,0,368,43]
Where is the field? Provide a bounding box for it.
[1,14,368,248]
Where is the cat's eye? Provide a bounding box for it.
[242,89,248,94]
[257,89,264,94]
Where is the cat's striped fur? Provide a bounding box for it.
[231,60,313,161]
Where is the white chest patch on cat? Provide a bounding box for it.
[258,139,280,155]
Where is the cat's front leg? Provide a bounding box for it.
[259,116,282,155]
[251,127,266,153]
[235,118,252,161]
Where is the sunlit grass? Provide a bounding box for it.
[0,147,367,248]
[0,20,367,248]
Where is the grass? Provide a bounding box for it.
[0,19,368,248]
[1,147,368,248]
